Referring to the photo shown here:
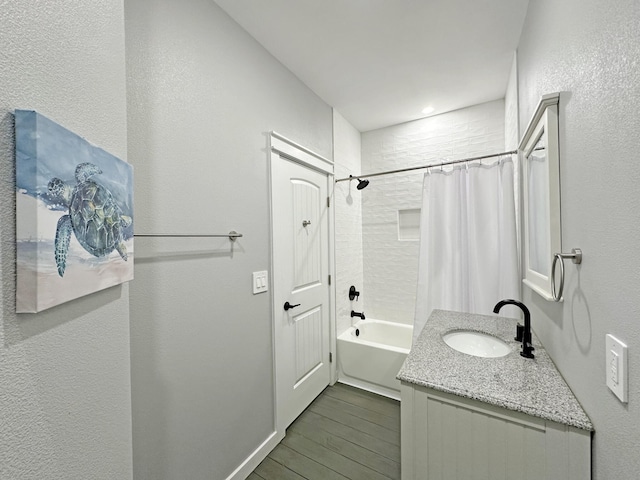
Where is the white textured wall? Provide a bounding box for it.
[517,1,640,478]
[333,110,364,336]
[0,2,133,479]
[504,54,521,261]
[361,101,505,324]
[125,0,332,478]
[504,54,519,151]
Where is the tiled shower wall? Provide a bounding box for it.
[333,110,364,336]
[360,100,506,324]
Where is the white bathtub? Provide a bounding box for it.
[337,319,413,400]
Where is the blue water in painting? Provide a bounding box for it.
[15,109,134,239]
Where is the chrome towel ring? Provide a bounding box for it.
[551,248,582,302]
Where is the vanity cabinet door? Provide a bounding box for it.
[400,384,590,480]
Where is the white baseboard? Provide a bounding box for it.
[224,429,284,480]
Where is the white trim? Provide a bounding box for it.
[224,430,284,480]
[328,176,337,385]
[523,278,555,302]
[271,131,334,174]
[520,93,562,301]
[328,117,338,386]
[267,132,336,436]
[518,92,560,151]
[266,135,279,441]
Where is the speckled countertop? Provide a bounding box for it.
[397,309,593,431]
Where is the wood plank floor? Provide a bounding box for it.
[250,383,400,480]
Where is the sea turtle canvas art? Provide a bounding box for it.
[15,110,134,313]
[48,163,132,277]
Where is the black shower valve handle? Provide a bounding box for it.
[349,285,360,301]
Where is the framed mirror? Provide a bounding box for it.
[519,93,561,301]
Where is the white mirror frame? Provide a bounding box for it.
[519,93,561,301]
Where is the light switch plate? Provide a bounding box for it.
[252,271,268,294]
[606,334,628,403]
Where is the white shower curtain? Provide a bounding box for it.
[413,156,520,343]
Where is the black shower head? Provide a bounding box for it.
[349,175,370,190]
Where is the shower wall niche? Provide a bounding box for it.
[360,100,506,325]
[397,208,421,241]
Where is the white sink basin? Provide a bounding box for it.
[442,330,511,358]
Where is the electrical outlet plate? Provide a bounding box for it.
[252,271,268,294]
[606,334,628,403]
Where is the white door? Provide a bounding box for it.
[272,152,331,432]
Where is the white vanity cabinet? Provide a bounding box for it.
[400,383,591,480]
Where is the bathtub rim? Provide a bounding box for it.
[337,318,413,401]
[337,318,412,354]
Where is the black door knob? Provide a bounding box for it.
[284,302,300,311]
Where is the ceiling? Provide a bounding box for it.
[214,0,530,132]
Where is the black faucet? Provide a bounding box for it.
[493,299,535,359]
[351,310,365,320]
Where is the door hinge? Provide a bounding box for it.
[329,352,333,363]
[328,274,331,285]
[327,196,331,208]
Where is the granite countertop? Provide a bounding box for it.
[397,309,593,431]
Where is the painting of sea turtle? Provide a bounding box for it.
[48,162,132,277]
[15,109,134,313]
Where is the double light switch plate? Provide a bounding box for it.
[253,271,268,294]
[606,334,628,403]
